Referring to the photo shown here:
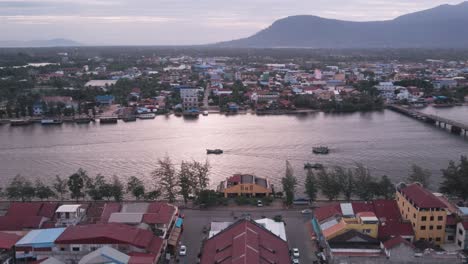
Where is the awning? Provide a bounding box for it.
[168,227,181,247]
[175,217,183,228]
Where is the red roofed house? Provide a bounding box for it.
[396,183,447,244]
[0,231,22,263]
[200,219,290,264]
[54,223,163,264]
[0,202,58,231]
[381,236,415,260]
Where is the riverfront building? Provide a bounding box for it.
[217,174,272,198]
[396,183,447,245]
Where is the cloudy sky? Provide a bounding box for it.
[0,0,465,45]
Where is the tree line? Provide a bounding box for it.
[0,156,211,204]
[282,161,434,205]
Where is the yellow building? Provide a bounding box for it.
[323,211,379,240]
[396,183,447,245]
[217,174,272,198]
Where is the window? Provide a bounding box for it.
[421,226,426,230]
[362,229,371,234]
[413,222,415,227]
[72,247,80,252]
[65,212,70,219]
[448,235,454,241]
[60,247,65,251]
[428,237,433,242]
[438,216,443,221]
[430,216,434,221]
[459,228,464,235]
[435,237,441,242]
[429,225,434,230]
[437,225,442,230]
[408,208,410,212]
[421,216,427,221]
[413,213,416,218]
[458,240,462,247]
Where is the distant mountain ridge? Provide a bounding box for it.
[217,1,468,48]
[0,38,81,48]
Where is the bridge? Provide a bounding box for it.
[387,105,468,137]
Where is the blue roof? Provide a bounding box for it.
[16,228,66,248]
[175,217,183,228]
[95,95,115,101]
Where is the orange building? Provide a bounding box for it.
[217,174,272,198]
[396,183,447,245]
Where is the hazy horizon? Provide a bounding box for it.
[0,0,465,46]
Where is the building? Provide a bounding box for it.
[55,205,87,227]
[217,174,272,198]
[179,86,199,110]
[85,80,117,91]
[433,79,457,89]
[456,222,468,249]
[15,228,66,261]
[95,95,115,106]
[381,236,415,260]
[199,219,290,264]
[54,223,163,264]
[0,232,22,264]
[0,202,58,231]
[208,218,287,241]
[396,183,447,244]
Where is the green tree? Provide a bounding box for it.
[178,161,193,204]
[6,175,35,201]
[407,164,431,187]
[440,156,468,200]
[52,175,68,200]
[353,163,378,201]
[67,168,87,201]
[86,174,107,201]
[110,176,124,201]
[281,161,297,205]
[304,169,318,201]
[151,156,178,203]
[127,176,145,200]
[335,166,355,201]
[145,189,161,200]
[317,169,341,201]
[190,160,210,197]
[377,175,394,199]
[197,190,219,207]
[35,179,55,200]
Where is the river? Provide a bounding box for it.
[0,109,467,193]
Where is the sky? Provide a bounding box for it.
[0,0,465,45]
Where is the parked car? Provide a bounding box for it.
[179,245,187,256]
[292,248,300,258]
[257,200,263,207]
[292,258,300,264]
[301,209,312,214]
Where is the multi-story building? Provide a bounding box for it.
[396,183,447,245]
[179,86,199,110]
[217,174,272,198]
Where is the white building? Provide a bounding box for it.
[179,86,199,110]
[55,204,86,227]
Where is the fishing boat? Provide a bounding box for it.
[207,149,223,155]
[313,146,330,155]
[10,119,32,126]
[304,163,324,170]
[100,116,118,124]
[138,113,156,119]
[41,118,63,125]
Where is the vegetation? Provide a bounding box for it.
[440,156,468,200]
[67,168,88,201]
[151,156,179,203]
[6,175,35,201]
[407,164,431,187]
[126,176,145,200]
[304,169,318,201]
[281,161,298,205]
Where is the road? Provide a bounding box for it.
[177,208,318,264]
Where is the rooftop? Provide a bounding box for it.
[16,228,66,249]
[399,183,447,209]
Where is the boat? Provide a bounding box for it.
[202,111,209,116]
[75,117,92,124]
[10,119,31,126]
[313,146,330,155]
[433,103,454,108]
[100,117,118,124]
[122,115,137,122]
[41,118,63,125]
[207,149,223,155]
[304,163,324,170]
[183,108,200,117]
[138,113,156,119]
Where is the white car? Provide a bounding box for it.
[257,200,263,207]
[292,248,300,258]
[292,258,300,264]
[179,245,187,256]
[301,209,312,214]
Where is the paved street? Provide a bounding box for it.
[177,207,318,264]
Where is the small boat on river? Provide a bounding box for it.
[304,163,324,170]
[207,149,223,155]
[313,146,330,155]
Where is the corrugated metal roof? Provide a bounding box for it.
[56,204,81,213]
[78,246,129,264]
[16,228,66,248]
[108,213,143,224]
[340,203,354,216]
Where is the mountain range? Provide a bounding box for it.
[217,1,468,48]
[0,38,81,48]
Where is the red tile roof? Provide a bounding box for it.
[462,222,468,230]
[399,184,447,209]
[128,253,157,264]
[0,202,59,231]
[383,236,415,249]
[143,202,176,225]
[314,203,341,222]
[0,232,22,249]
[200,220,290,264]
[373,200,414,240]
[0,216,45,231]
[55,223,163,255]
